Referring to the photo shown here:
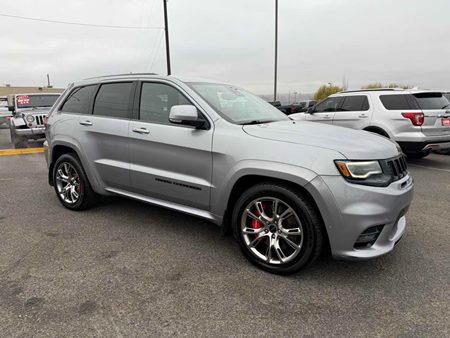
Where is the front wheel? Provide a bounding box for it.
[53,153,99,210]
[232,183,325,275]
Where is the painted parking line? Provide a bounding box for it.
[0,147,45,156]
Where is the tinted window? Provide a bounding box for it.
[140,83,191,124]
[61,86,97,114]
[380,94,420,110]
[313,97,342,112]
[413,93,449,110]
[340,96,369,111]
[93,82,133,118]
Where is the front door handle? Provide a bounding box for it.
[79,120,93,126]
[358,114,368,118]
[132,127,150,135]
[323,115,332,119]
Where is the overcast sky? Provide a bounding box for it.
[1,0,449,94]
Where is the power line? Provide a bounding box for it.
[0,12,164,30]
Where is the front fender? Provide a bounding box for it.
[210,160,319,218]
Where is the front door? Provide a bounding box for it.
[128,81,213,210]
[306,97,343,124]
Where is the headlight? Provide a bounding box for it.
[335,160,392,187]
[25,115,35,123]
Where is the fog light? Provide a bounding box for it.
[354,225,384,249]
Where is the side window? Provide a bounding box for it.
[93,82,133,118]
[340,96,370,112]
[314,97,342,112]
[60,85,97,114]
[379,94,420,110]
[139,82,190,124]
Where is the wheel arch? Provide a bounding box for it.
[363,125,390,138]
[221,174,331,254]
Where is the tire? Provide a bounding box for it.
[232,183,324,275]
[10,129,27,148]
[53,153,99,210]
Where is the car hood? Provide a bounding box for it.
[243,120,399,159]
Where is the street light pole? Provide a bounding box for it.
[273,0,278,102]
[163,0,171,75]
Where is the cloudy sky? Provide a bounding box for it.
[1,0,449,95]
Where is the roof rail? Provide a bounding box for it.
[84,73,158,80]
[340,88,403,93]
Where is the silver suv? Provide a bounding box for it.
[8,93,60,148]
[290,89,450,158]
[45,74,414,274]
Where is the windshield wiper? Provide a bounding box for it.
[441,104,450,109]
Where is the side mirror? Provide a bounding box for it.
[169,105,206,129]
[8,105,15,113]
[307,107,314,114]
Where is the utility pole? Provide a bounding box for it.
[273,0,278,102]
[46,74,51,87]
[163,0,171,75]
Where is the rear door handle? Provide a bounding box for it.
[79,120,93,126]
[358,114,368,118]
[132,127,150,135]
[323,115,332,119]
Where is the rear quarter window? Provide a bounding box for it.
[379,94,420,110]
[61,85,98,114]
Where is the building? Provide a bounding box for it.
[0,85,64,97]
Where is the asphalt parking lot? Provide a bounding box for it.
[0,128,449,337]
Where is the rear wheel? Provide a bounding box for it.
[53,153,99,210]
[232,183,324,275]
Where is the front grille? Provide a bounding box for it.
[383,155,408,181]
[35,115,45,126]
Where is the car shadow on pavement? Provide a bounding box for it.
[89,195,402,281]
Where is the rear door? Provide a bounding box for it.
[332,95,371,130]
[413,92,450,137]
[305,97,343,124]
[78,82,134,190]
[128,81,213,210]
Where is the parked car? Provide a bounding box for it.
[0,96,12,128]
[290,89,450,158]
[277,100,317,115]
[45,74,413,274]
[8,93,60,148]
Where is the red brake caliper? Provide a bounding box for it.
[251,203,267,229]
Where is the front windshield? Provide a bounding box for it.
[16,94,60,109]
[187,82,289,124]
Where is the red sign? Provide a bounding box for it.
[16,95,31,105]
[442,118,450,126]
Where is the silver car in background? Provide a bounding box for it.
[45,74,414,274]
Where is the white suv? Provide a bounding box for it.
[290,89,450,158]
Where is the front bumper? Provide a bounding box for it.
[306,174,414,260]
[15,127,45,138]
